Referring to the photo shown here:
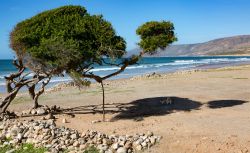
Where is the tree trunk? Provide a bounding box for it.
[0,86,22,114]
[27,84,39,109]
[100,81,105,122]
[28,77,50,109]
[28,84,35,99]
[33,97,39,109]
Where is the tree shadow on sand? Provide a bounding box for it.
[58,97,202,121]
[19,97,248,121]
[207,100,248,109]
[110,97,202,121]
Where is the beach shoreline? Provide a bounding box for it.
[1,56,250,93]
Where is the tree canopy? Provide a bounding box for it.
[10,5,177,77]
[3,5,178,118]
[136,21,177,54]
[10,5,126,75]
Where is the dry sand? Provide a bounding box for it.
[2,65,250,153]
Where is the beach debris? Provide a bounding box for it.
[0,119,161,153]
[133,117,144,122]
[91,119,101,124]
[62,118,67,123]
[160,97,173,105]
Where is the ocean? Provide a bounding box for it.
[1,56,250,93]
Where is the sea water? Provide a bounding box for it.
[1,56,250,93]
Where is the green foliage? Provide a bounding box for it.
[16,143,47,153]
[0,145,12,153]
[83,146,99,153]
[10,5,126,74]
[10,5,177,87]
[136,21,177,54]
[0,143,47,153]
[69,70,91,87]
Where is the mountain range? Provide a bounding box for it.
[126,35,250,57]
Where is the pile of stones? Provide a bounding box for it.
[0,119,161,153]
[21,105,61,116]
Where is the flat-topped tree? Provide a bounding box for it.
[2,5,127,115]
[2,5,177,120]
[136,21,177,54]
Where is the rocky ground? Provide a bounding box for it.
[0,106,161,153]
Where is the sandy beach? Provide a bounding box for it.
[1,64,250,153]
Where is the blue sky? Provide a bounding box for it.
[1,0,250,59]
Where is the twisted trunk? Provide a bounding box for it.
[32,77,51,108]
[0,59,50,114]
[0,86,22,114]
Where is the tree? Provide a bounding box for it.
[0,59,51,114]
[2,5,177,120]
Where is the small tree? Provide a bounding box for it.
[0,59,51,114]
[2,5,177,120]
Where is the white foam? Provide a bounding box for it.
[49,78,72,83]
[1,57,250,86]
[90,67,120,72]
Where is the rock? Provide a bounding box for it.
[73,141,79,147]
[79,144,86,150]
[10,129,18,136]
[91,120,101,124]
[135,139,143,145]
[80,132,86,137]
[0,119,161,153]
[112,143,119,150]
[70,134,78,139]
[45,144,52,148]
[22,110,31,115]
[97,144,109,151]
[147,131,153,137]
[45,113,55,120]
[0,124,4,130]
[149,137,156,144]
[135,145,142,150]
[62,118,67,123]
[31,109,37,115]
[156,136,162,142]
[3,141,10,145]
[124,141,132,149]
[23,146,28,150]
[141,141,147,147]
[117,147,127,153]
[105,149,113,153]
[118,140,126,146]
[6,149,16,153]
[103,138,112,145]
[16,133,23,140]
[36,108,46,115]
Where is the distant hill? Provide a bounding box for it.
[126,35,250,57]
